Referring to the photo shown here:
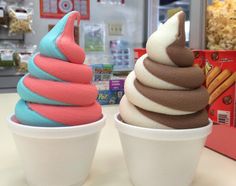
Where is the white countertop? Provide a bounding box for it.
[0,93,236,186]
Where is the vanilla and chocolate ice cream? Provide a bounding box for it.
[119,11,209,129]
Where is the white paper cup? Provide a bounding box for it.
[115,113,212,186]
[7,114,106,186]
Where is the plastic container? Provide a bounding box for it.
[7,114,106,186]
[115,113,212,186]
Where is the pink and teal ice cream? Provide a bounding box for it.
[15,11,102,127]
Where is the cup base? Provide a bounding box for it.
[115,113,212,186]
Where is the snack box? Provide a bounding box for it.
[95,79,125,105]
[204,50,236,127]
[90,64,113,81]
[133,48,146,63]
[193,50,236,126]
[193,50,236,160]
[206,124,236,160]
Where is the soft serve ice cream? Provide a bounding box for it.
[119,11,209,129]
[15,11,102,127]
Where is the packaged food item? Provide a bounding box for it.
[193,50,205,69]
[110,40,133,71]
[95,78,125,105]
[90,63,113,81]
[204,50,236,126]
[133,48,146,63]
[0,48,15,66]
[15,44,37,73]
[206,0,236,50]
[0,0,8,26]
[82,23,105,52]
[115,11,211,186]
[8,5,33,34]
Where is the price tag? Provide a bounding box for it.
[16,12,28,20]
[1,53,13,61]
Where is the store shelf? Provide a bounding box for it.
[0,67,24,92]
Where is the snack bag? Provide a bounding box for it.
[8,5,33,34]
[205,50,236,126]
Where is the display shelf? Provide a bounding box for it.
[0,67,24,92]
[0,67,24,76]
[0,27,24,41]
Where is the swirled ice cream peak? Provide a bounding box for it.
[119,11,209,129]
[146,11,194,67]
[15,11,102,127]
[39,11,85,64]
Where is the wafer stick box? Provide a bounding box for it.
[204,50,236,127]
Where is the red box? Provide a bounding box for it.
[205,125,236,160]
[193,50,236,160]
[204,50,236,127]
[133,48,146,63]
[193,50,206,69]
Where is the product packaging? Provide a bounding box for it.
[193,50,236,126]
[0,0,8,26]
[8,5,33,34]
[133,48,146,63]
[204,50,236,127]
[194,50,236,160]
[90,63,113,81]
[0,42,17,67]
[15,44,37,73]
[110,40,133,71]
[82,23,105,52]
[95,78,125,105]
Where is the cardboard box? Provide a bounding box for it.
[193,50,236,160]
[194,50,236,126]
[95,79,125,105]
[90,64,113,81]
[204,50,236,127]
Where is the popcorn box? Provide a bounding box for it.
[204,50,236,127]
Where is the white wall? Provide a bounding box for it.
[25,0,145,49]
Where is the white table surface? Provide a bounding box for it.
[0,93,236,186]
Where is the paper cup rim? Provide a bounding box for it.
[114,113,212,141]
[7,113,106,139]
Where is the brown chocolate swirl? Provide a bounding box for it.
[134,79,209,112]
[143,57,205,89]
[119,11,209,129]
[166,12,194,67]
[136,107,209,129]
